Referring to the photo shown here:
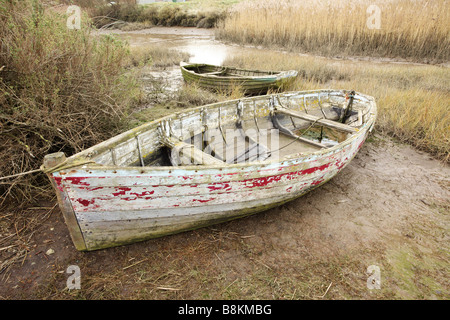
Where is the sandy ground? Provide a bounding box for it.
[1,134,448,299]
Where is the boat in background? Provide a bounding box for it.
[180,62,298,94]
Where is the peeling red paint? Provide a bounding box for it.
[53,176,64,192]
[130,190,155,197]
[336,160,346,170]
[357,137,367,150]
[65,177,91,186]
[112,187,131,196]
[244,163,332,188]
[192,198,215,203]
[66,163,339,207]
[207,183,231,191]
[300,162,332,175]
[311,178,325,186]
[76,198,95,207]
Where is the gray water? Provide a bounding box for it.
[99,27,245,65]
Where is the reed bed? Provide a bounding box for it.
[126,45,191,68]
[217,0,450,63]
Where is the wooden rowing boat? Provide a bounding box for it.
[42,89,376,251]
[180,62,298,94]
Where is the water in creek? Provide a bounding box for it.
[99,27,241,94]
[99,27,349,150]
[99,27,245,65]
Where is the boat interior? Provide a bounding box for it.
[83,91,373,168]
[183,64,277,78]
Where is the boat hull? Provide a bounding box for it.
[49,129,369,251]
[180,62,298,94]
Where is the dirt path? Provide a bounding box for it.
[1,134,448,299]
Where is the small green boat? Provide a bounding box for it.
[180,62,298,94]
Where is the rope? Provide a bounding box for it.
[0,158,98,181]
[271,117,324,153]
[0,168,43,181]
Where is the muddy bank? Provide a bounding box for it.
[98,27,449,67]
[98,27,231,65]
[1,135,448,299]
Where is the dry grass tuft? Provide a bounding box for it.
[126,46,190,69]
[0,205,56,277]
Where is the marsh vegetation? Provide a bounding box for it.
[217,0,449,63]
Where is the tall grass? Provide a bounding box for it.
[125,45,191,68]
[0,0,142,206]
[217,0,450,63]
[224,52,450,161]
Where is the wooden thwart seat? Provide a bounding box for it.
[204,68,227,76]
[274,107,357,134]
[163,137,225,166]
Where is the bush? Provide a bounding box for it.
[0,0,142,207]
[89,3,224,29]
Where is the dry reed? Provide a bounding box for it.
[217,0,450,63]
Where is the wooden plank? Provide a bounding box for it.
[67,161,336,211]
[275,107,357,133]
[204,69,225,76]
[164,137,224,166]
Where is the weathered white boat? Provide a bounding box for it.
[42,90,376,251]
[180,62,298,94]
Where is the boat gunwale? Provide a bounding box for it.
[46,89,376,174]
